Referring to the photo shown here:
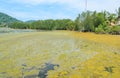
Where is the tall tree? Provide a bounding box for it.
[75,14,81,31]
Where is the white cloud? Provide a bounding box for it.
[87,0,120,13]
[10,0,120,12]
[10,0,59,5]
[1,0,120,21]
[1,10,71,21]
[10,0,84,7]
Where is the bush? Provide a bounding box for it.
[104,26,112,34]
[110,26,120,35]
[95,24,105,34]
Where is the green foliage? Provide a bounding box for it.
[110,26,120,35]
[95,25,120,35]
[81,11,95,32]
[9,22,30,29]
[66,21,75,30]
[9,19,74,30]
[95,24,105,34]
[75,11,107,32]
[30,19,55,30]
[74,14,82,31]
[75,8,120,34]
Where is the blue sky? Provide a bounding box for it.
[0,0,120,21]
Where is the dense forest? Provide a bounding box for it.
[0,8,120,34]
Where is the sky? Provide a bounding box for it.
[0,0,120,21]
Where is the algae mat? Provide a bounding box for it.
[0,31,120,78]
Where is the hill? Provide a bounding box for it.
[0,12,20,26]
[26,20,36,23]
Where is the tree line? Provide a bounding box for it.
[9,19,75,30]
[8,8,120,34]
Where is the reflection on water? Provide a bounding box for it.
[38,63,59,78]
[25,63,59,78]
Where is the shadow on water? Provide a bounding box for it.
[38,63,59,78]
